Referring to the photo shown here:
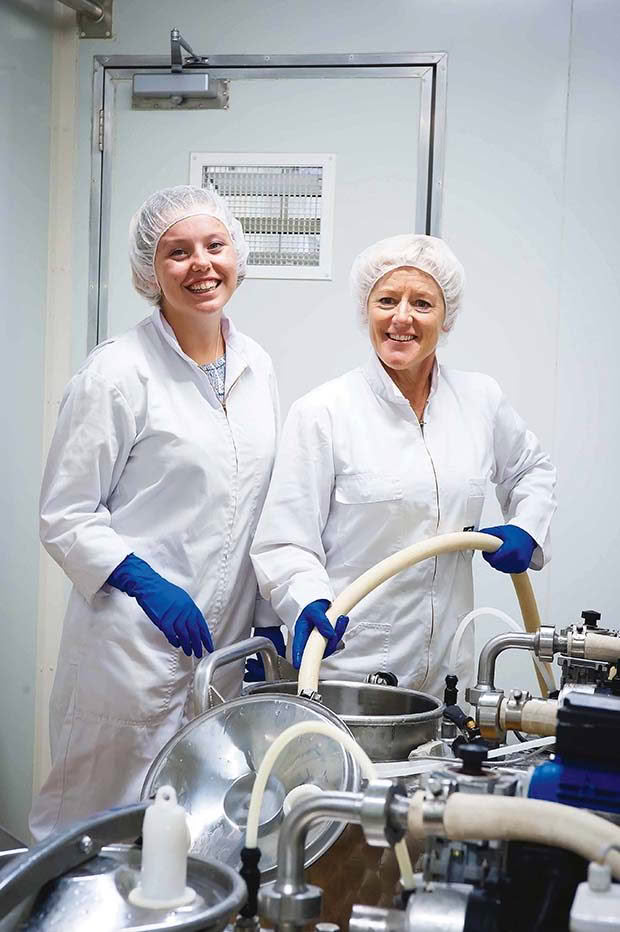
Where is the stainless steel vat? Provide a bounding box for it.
[247,680,444,762]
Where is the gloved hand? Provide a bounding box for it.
[292,599,349,670]
[244,625,286,682]
[107,553,213,657]
[480,525,537,574]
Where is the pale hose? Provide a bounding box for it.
[298,531,554,696]
[448,607,522,675]
[245,720,415,889]
[449,607,555,697]
[407,791,620,880]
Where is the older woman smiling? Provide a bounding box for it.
[251,234,556,696]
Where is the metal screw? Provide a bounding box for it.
[105,31,110,37]
[427,778,442,797]
[80,31,86,37]
[512,689,522,701]
[78,835,94,855]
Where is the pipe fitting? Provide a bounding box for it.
[467,627,559,705]
[258,792,363,931]
[504,688,532,731]
[476,690,505,740]
[360,780,407,848]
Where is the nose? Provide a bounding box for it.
[393,297,412,324]
[191,246,212,270]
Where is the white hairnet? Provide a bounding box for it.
[350,234,465,332]
[129,185,250,304]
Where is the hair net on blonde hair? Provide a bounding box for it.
[129,185,249,304]
[350,234,465,332]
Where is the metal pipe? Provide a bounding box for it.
[275,792,363,892]
[56,0,103,22]
[475,631,537,693]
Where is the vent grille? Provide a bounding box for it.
[191,153,335,279]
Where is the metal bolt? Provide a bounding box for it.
[78,835,94,855]
[80,31,86,37]
[105,31,110,37]
[512,689,522,701]
[427,778,442,797]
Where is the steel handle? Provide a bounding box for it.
[0,803,147,920]
[193,636,279,716]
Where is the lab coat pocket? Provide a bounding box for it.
[334,473,403,505]
[332,473,404,569]
[460,478,487,562]
[339,622,391,677]
[462,478,487,531]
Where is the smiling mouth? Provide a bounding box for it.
[386,333,416,342]
[186,280,220,294]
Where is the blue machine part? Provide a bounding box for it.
[528,755,620,814]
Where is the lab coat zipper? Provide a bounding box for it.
[418,414,440,688]
[209,368,244,635]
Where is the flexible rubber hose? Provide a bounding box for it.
[407,792,620,880]
[298,531,554,696]
[584,632,620,662]
[449,607,522,674]
[499,697,558,737]
[511,571,555,694]
[244,720,415,889]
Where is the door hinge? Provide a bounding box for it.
[98,109,104,152]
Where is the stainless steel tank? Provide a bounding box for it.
[246,679,444,762]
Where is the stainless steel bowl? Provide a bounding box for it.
[246,680,444,762]
[142,693,361,882]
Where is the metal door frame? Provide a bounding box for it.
[89,51,448,348]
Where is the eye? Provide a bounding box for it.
[208,240,225,251]
[413,299,432,311]
[169,247,187,258]
[377,296,396,306]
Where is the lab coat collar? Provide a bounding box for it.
[152,308,250,399]
[362,351,440,408]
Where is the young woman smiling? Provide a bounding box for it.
[30,186,280,839]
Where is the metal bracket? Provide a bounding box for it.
[170,27,208,71]
[78,0,113,39]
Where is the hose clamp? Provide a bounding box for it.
[360,780,406,848]
[421,796,447,837]
[477,690,504,740]
[567,624,587,660]
[536,626,557,663]
[504,688,532,731]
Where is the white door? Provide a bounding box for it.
[103,71,425,410]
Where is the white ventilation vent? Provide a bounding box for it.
[190,152,335,279]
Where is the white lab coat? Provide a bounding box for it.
[251,354,556,699]
[30,309,279,840]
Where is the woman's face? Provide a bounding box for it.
[367,266,446,373]
[154,215,237,321]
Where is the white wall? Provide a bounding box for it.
[3,0,619,835]
[0,0,54,840]
[73,0,578,696]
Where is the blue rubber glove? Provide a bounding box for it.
[480,525,537,574]
[107,553,214,657]
[292,599,349,670]
[244,625,286,682]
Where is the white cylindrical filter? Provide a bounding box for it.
[129,785,196,909]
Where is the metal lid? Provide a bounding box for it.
[142,694,361,882]
[0,844,245,932]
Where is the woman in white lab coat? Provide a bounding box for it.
[251,234,556,698]
[30,186,280,840]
